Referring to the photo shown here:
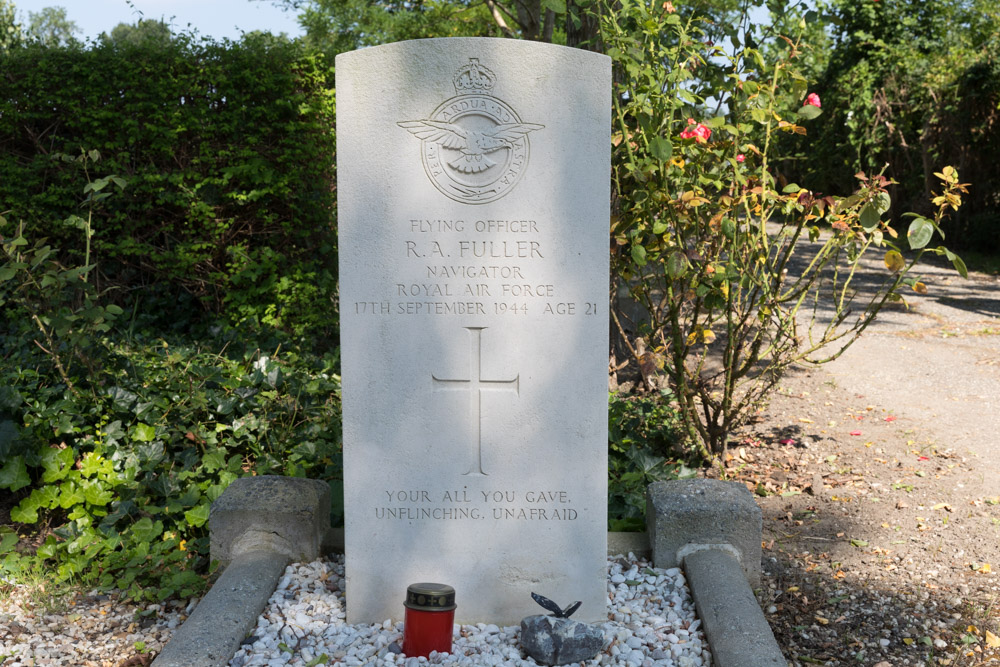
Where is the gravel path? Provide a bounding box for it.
[718,252,1000,665]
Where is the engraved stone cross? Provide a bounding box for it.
[432,326,519,476]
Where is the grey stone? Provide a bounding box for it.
[209,475,331,568]
[519,615,604,666]
[607,531,650,558]
[646,478,762,586]
[683,548,785,667]
[337,37,612,625]
[151,550,289,667]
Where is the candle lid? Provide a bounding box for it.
[405,582,457,611]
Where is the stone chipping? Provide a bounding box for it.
[228,553,711,667]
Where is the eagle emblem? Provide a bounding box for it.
[399,120,543,174]
[398,58,544,204]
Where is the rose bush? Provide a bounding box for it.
[600,0,967,457]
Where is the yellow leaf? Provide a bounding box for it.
[884,250,905,272]
[986,630,1000,648]
[799,417,814,424]
[903,637,914,645]
[980,563,992,573]
[815,615,829,625]
[686,327,716,345]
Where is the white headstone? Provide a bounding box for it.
[337,38,611,625]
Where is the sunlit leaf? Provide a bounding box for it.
[874,191,891,214]
[132,422,156,442]
[884,250,904,272]
[907,217,934,249]
[184,503,210,528]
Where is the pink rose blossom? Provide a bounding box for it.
[680,121,712,143]
[736,154,745,163]
[804,92,821,108]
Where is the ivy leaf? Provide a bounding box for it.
[10,503,38,524]
[132,422,157,442]
[0,456,30,492]
[41,446,75,483]
[132,517,164,543]
[82,480,114,507]
[184,503,211,528]
[58,481,86,509]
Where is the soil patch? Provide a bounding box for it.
[711,258,1000,665]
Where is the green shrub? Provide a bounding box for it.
[1,172,342,598]
[0,33,337,337]
[607,391,696,531]
[781,0,1000,251]
[600,0,967,457]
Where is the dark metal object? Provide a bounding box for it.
[530,592,582,618]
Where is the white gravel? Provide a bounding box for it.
[230,553,710,667]
[0,586,188,666]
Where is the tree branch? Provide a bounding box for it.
[484,0,516,37]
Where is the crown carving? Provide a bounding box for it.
[454,58,496,95]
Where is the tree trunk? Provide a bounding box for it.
[565,0,602,51]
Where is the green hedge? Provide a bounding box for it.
[0,34,338,336]
[777,2,1000,252]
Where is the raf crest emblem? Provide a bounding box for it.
[398,58,543,205]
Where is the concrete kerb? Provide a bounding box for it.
[152,476,331,667]
[155,476,782,666]
[647,478,786,667]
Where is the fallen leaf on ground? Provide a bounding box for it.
[799,417,814,423]
[850,430,862,436]
[986,630,1000,648]
[884,415,897,422]
[780,438,797,445]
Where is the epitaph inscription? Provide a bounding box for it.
[338,38,610,625]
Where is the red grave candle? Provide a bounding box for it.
[402,582,456,658]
